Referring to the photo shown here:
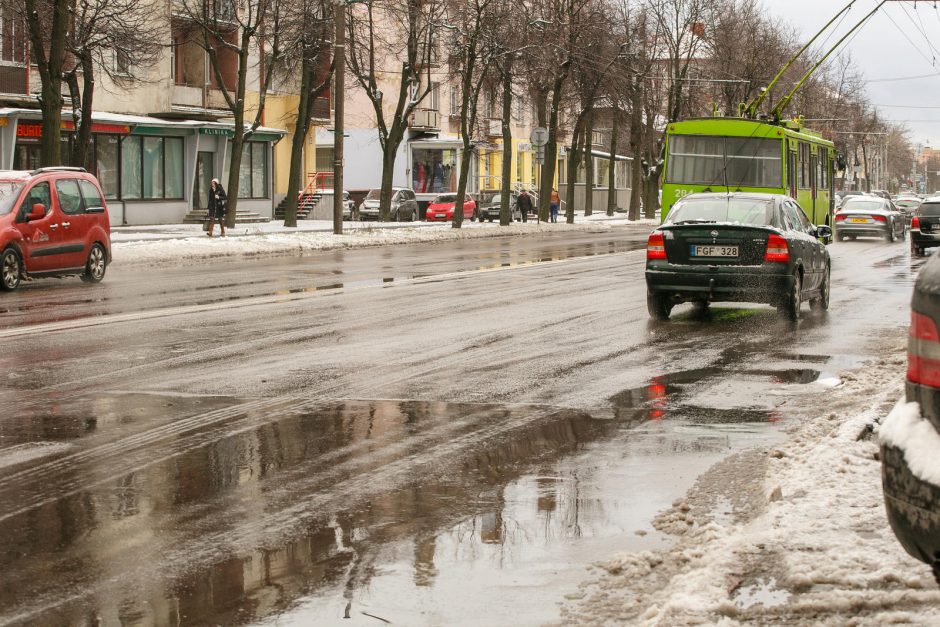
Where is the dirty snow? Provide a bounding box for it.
[560,334,940,625]
[880,401,940,487]
[110,220,630,268]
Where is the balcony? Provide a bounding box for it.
[409,108,440,131]
[172,84,231,111]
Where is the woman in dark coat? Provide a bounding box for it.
[207,178,227,237]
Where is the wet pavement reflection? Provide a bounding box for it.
[0,360,824,626]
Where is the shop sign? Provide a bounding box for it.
[16,121,130,141]
[199,128,234,137]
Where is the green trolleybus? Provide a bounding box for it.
[662,117,836,226]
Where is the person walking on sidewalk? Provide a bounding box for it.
[550,189,561,223]
[517,189,532,223]
[207,178,227,237]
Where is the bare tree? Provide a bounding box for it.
[64,0,164,171]
[278,0,334,227]
[346,0,444,221]
[180,0,285,228]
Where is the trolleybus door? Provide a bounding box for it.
[810,151,818,221]
[787,148,798,199]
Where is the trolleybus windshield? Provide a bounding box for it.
[667,135,783,189]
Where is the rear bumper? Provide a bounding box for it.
[835,222,890,238]
[882,443,940,568]
[645,265,793,304]
[911,229,940,248]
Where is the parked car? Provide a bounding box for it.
[834,196,906,242]
[477,190,520,222]
[645,192,831,321]
[358,188,419,221]
[341,191,357,221]
[881,252,940,583]
[0,167,110,292]
[425,193,478,222]
[910,198,940,257]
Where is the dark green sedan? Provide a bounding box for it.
[645,193,832,321]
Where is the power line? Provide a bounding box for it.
[866,72,940,82]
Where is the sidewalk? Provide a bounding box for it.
[110,213,659,268]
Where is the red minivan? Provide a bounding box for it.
[0,167,111,291]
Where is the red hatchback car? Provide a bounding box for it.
[425,193,478,222]
[0,167,111,291]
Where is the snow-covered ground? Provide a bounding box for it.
[110,216,658,268]
[559,331,940,626]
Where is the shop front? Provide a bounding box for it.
[0,109,282,225]
[408,139,476,216]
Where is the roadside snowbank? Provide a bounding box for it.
[881,401,940,487]
[560,333,940,625]
[111,221,616,268]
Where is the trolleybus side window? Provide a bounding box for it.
[798,143,810,189]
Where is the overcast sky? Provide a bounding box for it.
[764,0,940,147]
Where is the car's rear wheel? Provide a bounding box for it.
[1,248,21,292]
[81,243,107,284]
[887,226,896,242]
[647,291,673,321]
[810,265,830,312]
[781,271,802,320]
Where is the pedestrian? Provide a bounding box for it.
[207,178,227,237]
[550,188,561,223]
[517,189,532,223]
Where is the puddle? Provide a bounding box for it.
[0,394,785,626]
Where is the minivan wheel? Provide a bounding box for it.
[81,243,107,283]
[810,265,830,312]
[781,272,802,320]
[1,248,20,291]
[647,291,673,321]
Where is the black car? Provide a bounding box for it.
[645,193,831,321]
[910,198,940,257]
[881,252,940,583]
[477,190,519,222]
[835,196,905,242]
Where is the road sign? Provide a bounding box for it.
[530,127,549,147]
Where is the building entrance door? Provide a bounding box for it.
[193,152,214,210]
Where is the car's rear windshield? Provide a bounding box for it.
[665,197,774,226]
[895,199,920,208]
[0,181,24,215]
[434,194,457,203]
[843,199,884,211]
[918,202,940,217]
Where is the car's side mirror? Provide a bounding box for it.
[816,224,832,243]
[27,203,45,221]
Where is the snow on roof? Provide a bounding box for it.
[0,108,285,136]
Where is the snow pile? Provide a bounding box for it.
[560,337,940,625]
[880,401,940,487]
[111,221,613,268]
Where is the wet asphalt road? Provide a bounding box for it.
[0,228,921,626]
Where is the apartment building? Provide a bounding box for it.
[0,5,297,226]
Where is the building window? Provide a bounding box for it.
[121,135,184,200]
[430,82,440,110]
[95,134,120,199]
[596,157,610,188]
[113,49,131,76]
[450,86,458,116]
[238,142,269,198]
[0,9,26,65]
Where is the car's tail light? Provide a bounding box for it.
[872,214,887,223]
[764,234,790,262]
[647,232,666,260]
[912,216,921,230]
[835,213,847,222]
[908,312,940,387]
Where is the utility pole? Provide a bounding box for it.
[332,0,346,236]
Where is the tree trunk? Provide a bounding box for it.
[71,55,95,171]
[538,81,564,222]
[564,116,583,223]
[607,109,619,217]
[453,141,472,229]
[583,111,594,218]
[380,126,405,221]
[283,65,314,228]
[26,0,68,167]
[499,63,513,226]
[628,81,643,220]
[224,41,252,229]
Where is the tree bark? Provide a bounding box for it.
[68,54,95,171]
[583,110,594,218]
[607,108,619,216]
[564,114,584,223]
[499,60,513,226]
[283,64,314,228]
[224,33,252,229]
[25,0,69,167]
[538,78,565,222]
